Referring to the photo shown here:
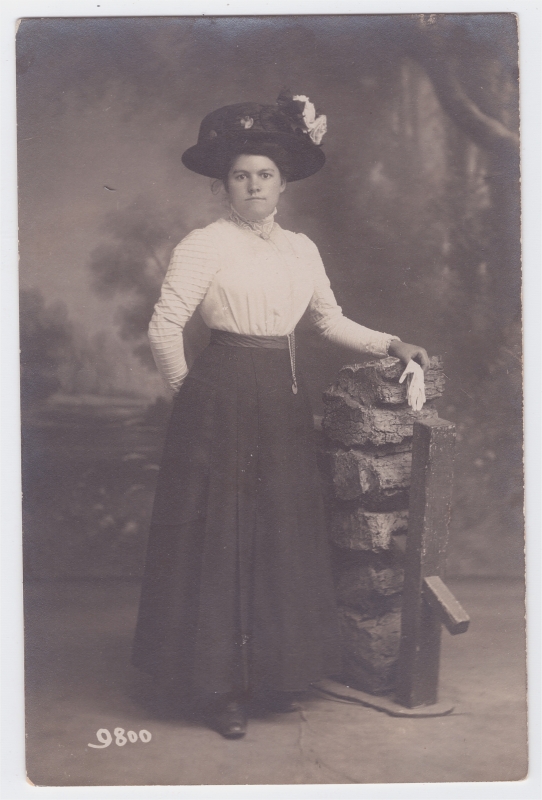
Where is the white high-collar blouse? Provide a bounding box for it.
[148,214,398,391]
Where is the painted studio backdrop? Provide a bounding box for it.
[18,15,522,584]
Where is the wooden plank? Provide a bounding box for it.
[423,576,470,635]
[313,679,454,718]
[395,418,456,708]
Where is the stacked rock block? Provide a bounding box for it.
[321,356,445,694]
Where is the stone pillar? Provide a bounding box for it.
[320,356,445,694]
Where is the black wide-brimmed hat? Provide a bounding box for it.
[181,91,327,182]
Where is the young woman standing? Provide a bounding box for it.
[132,92,429,738]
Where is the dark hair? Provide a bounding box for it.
[220,140,292,186]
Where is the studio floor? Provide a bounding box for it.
[23,578,528,787]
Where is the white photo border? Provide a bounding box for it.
[2,2,540,799]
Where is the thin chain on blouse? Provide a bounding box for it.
[288,332,298,394]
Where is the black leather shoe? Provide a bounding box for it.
[263,691,301,713]
[212,700,247,739]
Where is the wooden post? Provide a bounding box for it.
[396,418,469,708]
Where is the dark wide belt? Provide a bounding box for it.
[209,329,298,393]
[210,329,289,349]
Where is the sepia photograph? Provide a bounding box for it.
[7,6,533,792]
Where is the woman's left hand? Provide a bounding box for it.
[388,340,430,373]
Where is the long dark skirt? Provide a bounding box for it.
[132,341,341,695]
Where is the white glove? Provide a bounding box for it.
[399,360,426,411]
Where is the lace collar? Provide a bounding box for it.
[228,206,277,240]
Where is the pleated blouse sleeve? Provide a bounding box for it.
[300,233,400,357]
[148,228,221,392]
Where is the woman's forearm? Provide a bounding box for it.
[148,313,188,392]
[314,311,399,358]
[149,228,220,392]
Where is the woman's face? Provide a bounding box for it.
[226,154,286,221]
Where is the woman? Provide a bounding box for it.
[132,92,429,739]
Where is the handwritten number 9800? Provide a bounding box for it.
[88,728,152,748]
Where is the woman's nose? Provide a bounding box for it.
[248,178,261,193]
